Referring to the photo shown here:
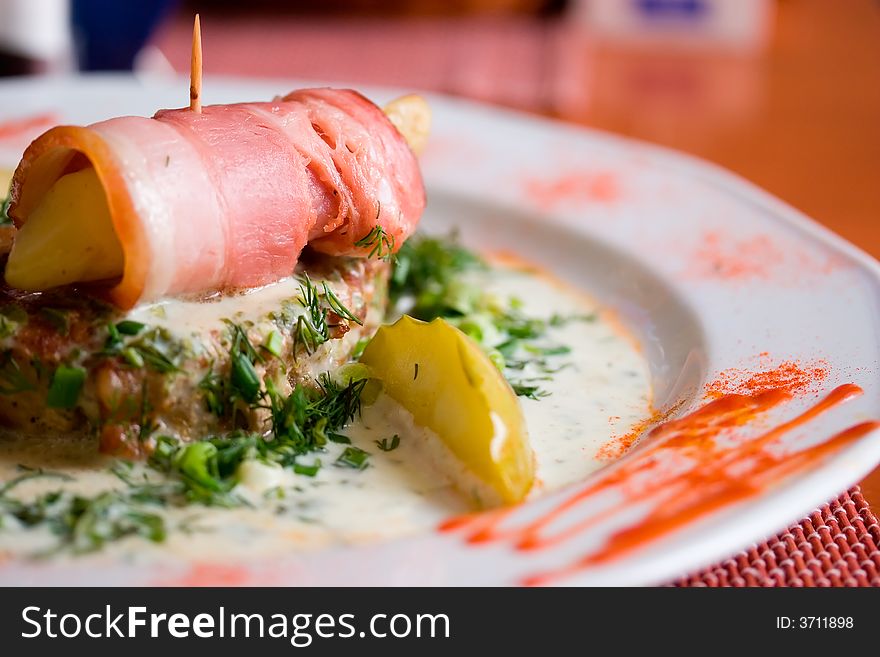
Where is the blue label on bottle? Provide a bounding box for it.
[634,0,710,21]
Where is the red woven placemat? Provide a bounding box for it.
[673,487,880,586]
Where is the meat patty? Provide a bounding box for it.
[0,251,389,458]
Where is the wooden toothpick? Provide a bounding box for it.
[190,14,202,113]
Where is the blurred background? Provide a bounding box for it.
[0,0,878,496]
[0,0,876,258]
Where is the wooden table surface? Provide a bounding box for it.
[155,0,880,510]
[558,0,880,263]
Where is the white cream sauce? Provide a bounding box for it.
[0,265,652,564]
[127,276,308,339]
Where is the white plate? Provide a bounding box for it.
[0,75,878,586]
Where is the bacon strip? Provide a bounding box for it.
[8,89,425,309]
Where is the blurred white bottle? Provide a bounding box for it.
[0,0,73,72]
[569,0,776,52]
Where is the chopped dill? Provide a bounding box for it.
[292,274,361,357]
[0,351,35,395]
[169,372,368,506]
[0,466,73,497]
[323,281,363,326]
[0,485,169,554]
[509,382,551,400]
[354,224,396,261]
[375,435,400,452]
[103,324,182,374]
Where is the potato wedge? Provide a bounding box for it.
[361,315,534,504]
[383,94,431,155]
[5,167,124,290]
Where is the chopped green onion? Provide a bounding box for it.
[524,344,571,356]
[293,460,321,477]
[116,320,146,336]
[351,337,369,360]
[328,432,351,444]
[263,330,283,358]
[333,362,371,386]
[105,322,122,348]
[133,343,178,373]
[176,442,223,491]
[46,365,86,408]
[230,352,261,403]
[149,435,179,470]
[335,446,370,470]
[121,347,145,368]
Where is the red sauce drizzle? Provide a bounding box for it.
[439,383,879,586]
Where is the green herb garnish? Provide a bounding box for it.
[121,346,145,368]
[354,224,396,261]
[0,351,35,395]
[230,351,260,403]
[293,460,321,477]
[263,330,283,359]
[0,466,73,497]
[375,435,400,452]
[509,382,550,400]
[336,446,370,470]
[116,320,146,336]
[199,323,265,415]
[262,374,366,458]
[104,324,181,374]
[389,233,485,319]
[198,367,229,417]
[0,487,168,554]
[129,340,178,373]
[157,373,367,506]
[292,274,361,357]
[351,337,369,360]
[136,381,156,443]
[105,322,122,348]
[46,365,86,408]
[40,308,69,336]
[0,306,26,339]
[322,282,363,326]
